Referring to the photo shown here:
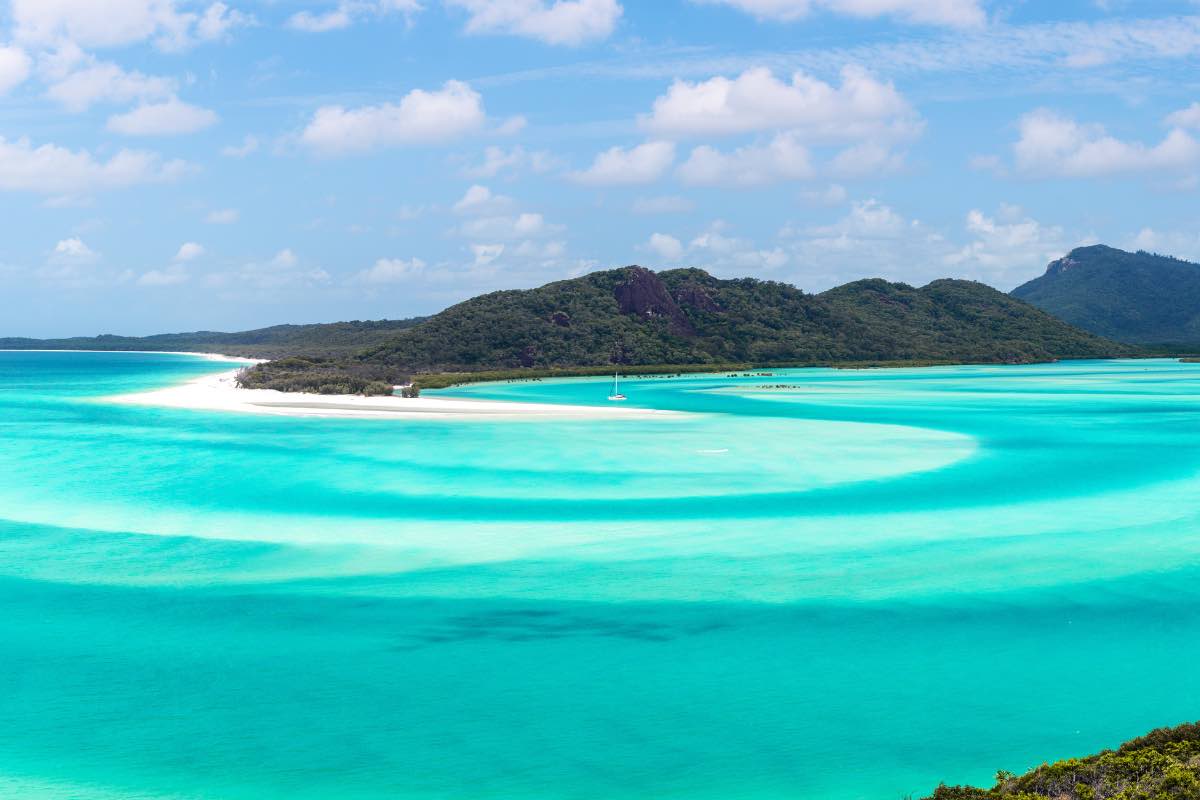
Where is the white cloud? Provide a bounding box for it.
[677,133,814,186]
[288,5,354,31]
[174,242,204,261]
[52,237,98,264]
[300,80,486,154]
[829,141,905,176]
[138,264,188,286]
[807,198,907,238]
[460,145,561,178]
[221,135,259,157]
[445,0,622,45]
[287,0,421,32]
[39,237,105,288]
[494,115,528,135]
[1013,109,1200,178]
[13,0,252,51]
[0,47,32,95]
[646,232,684,261]
[45,60,176,113]
[693,0,984,27]
[194,2,253,42]
[0,137,189,194]
[632,195,694,214]
[1166,102,1200,130]
[206,208,239,224]
[459,211,558,240]
[212,248,330,291]
[571,141,675,185]
[471,243,505,266]
[1126,227,1200,262]
[453,184,514,215]
[800,183,848,205]
[107,96,219,136]
[943,207,1073,288]
[643,65,920,142]
[681,223,790,273]
[354,256,427,284]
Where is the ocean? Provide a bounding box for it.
[1,350,1198,798]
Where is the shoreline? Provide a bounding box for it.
[0,348,265,363]
[104,367,682,421]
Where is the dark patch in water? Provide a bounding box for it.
[397,608,729,648]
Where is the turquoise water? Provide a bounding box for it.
[2,351,1199,799]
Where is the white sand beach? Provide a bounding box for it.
[106,367,680,420]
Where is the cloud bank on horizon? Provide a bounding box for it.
[2,0,1200,336]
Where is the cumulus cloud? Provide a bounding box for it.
[692,0,985,27]
[287,0,421,32]
[459,211,558,240]
[453,184,514,215]
[642,66,920,142]
[445,0,622,45]
[571,141,675,185]
[52,237,99,264]
[174,242,205,261]
[354,256,427,284]
[471,243,505,266]
[677,133,813,186]
[12,0,252,51]
[300,80,486,154]
[1166,102,1200,130]
[1012,109,1200,178]
[646,232,684,261]
[0,136,189,194]
[138,264,189,286]
[459,145,561,178]
[107,96,219,136]
[0,46,32,95]
[210,248,330,291]
[943,206,1074,287]
[39,237,105,288]
[221,135,259,157]
[45,60,176,113]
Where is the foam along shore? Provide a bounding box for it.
[105,368,681,420]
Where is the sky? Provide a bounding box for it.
[4,0,1200,336]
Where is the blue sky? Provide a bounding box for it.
[4,0,1200,336]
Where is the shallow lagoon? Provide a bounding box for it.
[2,352,1198,798]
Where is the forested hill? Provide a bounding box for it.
[352,265,1123,375]
[0,318,426,359]
[1011,244,1200,344]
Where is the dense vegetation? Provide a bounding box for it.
[0,318,425,359]
[349,266,1123,384]
[233,357,402,396]
[6,264,1131,395]
[925,722,1200,800]
[1011,245,1200,345]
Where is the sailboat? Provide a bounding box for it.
[607,371,627,401]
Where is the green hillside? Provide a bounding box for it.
[925,721,1200,799]
[1011,245,1200,344]
[351,266,1122,377]
[0,318,426,359]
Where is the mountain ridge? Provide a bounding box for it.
[4,263,1132,394]
[1011,244,1200,344]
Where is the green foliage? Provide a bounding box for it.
[358,266,1124,375]
[9,263,1132,395]
[1012,244,1200,344]
[234,358,402,396]
[0,318,427,359]
[923,722,1200,800]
